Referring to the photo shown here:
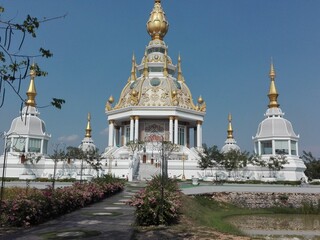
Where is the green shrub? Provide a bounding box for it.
[129,175,182,226]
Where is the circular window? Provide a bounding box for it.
[150,78,161,86]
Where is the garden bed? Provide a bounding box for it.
[0,176,124,227]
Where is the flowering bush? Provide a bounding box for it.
[129,175,182,226]
[0,175,124,227]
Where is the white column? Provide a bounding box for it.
[272,139,275,155]
[108,120,114,147]
[25,137,29,153]
[194,127,197,148]
[174,117,178,145]
[288,140,291,155]
[296,141,299,156]
[196,121,202,148]
[169,116,173,142]
[40,139,44,154]
[258,141,261,155]
[134,116,139,141]
[130,116,134,141]
[184,126,187,146]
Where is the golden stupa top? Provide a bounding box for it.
[227,113,233,139]
[105,0,206,113]
[85,113,92,138]
[25,64,37,107]
[268,61,279,108]
[147,0,169,40]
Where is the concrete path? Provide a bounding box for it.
[1,183,144,240]
[181,183,320,195]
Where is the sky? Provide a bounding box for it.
[0,0,319,157]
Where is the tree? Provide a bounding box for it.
[66,146,102,180]
[221,149,250,178]
[267,155,288,178]
[302,151,320,180]
[198,144,222,175]
[0,6,66,109]
[198,144,222,169]
[49,143,67,190]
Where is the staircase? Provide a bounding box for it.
[138,163,160,181]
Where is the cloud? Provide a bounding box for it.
[58,134,79,143]
[99,127,109,136]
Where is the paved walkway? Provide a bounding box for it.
[1,182,144,240]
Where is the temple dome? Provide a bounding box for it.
[106,0,205,113]
[255,107,298,139]
[7,106,49,137]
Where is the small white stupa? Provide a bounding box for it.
[0,64,51,178]
[221,113,240,153]
[252,61,307,181]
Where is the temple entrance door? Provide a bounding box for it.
[143,154,146,163]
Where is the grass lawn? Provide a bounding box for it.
[181,194,271,236]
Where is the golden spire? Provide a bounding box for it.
[130,53,137,81]
[25,64,37,107]
[163,49,168,77]
[85,113,92,138]
[147,0,169,40]
[143,49,149,77]
[177,53,184,82]
[227,113,233,139]
[268,60,280,108]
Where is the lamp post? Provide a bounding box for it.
[181,153,186,181]
[1,132,20,201]
[1,133,10,201]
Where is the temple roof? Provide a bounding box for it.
[105,0,206,114]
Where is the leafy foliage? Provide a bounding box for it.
[220,149,250,173]
[129,175,182,226]
[198,144,222,170]
[267,155,288,177]
[302,151,320,180]
[0,5,66,109]
[0,176,123,227]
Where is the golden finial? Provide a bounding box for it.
[197,95,204,104]
[25,64,37,107]
[131,53,137,81]
[143,50,149,77]
[163,49,168,77]
[177,53,184,82]
[147,0,169,40]
[108,95,114,104]
[227,113,233,139]
[268,60,279,108]
[85,113,92,138]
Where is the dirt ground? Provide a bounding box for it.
[132,215,251,240]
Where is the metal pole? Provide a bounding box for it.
[52,157,57,191]
[80,158,84,183]
[0,146,8,201]
[182,153,186,180]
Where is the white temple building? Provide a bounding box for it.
[102,0,205,181]
[1,0,307,182]
[251,62,307,181]
[0,65,51,179]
